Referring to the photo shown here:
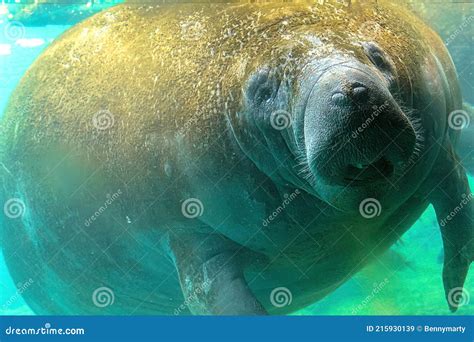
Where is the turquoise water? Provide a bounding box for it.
[0,24,71,315]
[0,2,473,316]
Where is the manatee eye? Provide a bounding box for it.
[255,84,273,103]
[362,42,391,71]
[369,51,386,68]
[362,42,396,82]
[245,66,280,106]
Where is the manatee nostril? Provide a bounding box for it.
[332,84,369,106]
[331,92,348,105]
[352,86,368,100]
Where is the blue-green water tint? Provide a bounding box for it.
[0,24,71,315]
[0,2,472,316]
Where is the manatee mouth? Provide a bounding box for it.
[343,156,394,184]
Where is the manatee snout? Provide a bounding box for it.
[304,62,417,186]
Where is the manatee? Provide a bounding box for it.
[1,0,472,315]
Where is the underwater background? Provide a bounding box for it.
[0,0,472,315]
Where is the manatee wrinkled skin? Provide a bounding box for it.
[1,1,472,315]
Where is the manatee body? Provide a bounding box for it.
[1,1,472,314]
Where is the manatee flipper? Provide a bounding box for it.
[169,231,267,315]
[429,146,473,312]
